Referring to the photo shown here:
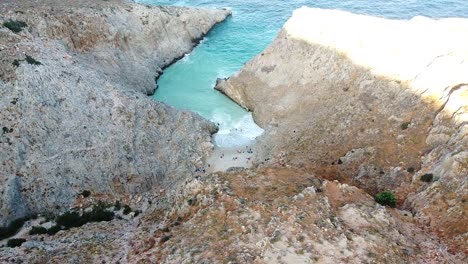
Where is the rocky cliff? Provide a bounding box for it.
[216,7,467,254]
[1,4,466,263]
[0,0,230,225]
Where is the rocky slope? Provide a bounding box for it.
[216,7,467,255]
[0,0,230,225]
[1,4,466,263]
[0,170,464,263]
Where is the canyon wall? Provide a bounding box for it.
[0,0,230,225]
[216,7,467,252]
[0,5,465,262]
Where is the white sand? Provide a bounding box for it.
[207,144,255,172]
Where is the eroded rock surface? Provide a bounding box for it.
[0,0,230,225]
[216,7,467,254]
[1,4,466,262]
[1,170,464,263]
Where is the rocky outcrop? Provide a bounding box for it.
[0,0,230,225]
[1,4,465,262]
[216,7,467,253]
[1,170,464,263]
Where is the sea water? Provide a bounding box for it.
[137,0,468,147]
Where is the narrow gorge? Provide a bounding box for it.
[0,0,227,232]
[0,0,466,263]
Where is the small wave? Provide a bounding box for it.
[213,113,264,147]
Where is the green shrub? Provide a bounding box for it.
[0,216,30,240]
[3,20,27,33]
[160,235,171,243]
[81,190,91,198]
[12,59,20,67]
[187,198,196,206]
[29,226,47,235]
[421,173,433,182]
[56,211,83,229]
[7,238,26,248]
[375,191,397,207]
[54,202,114,230]
[82,203,114,222]
[400,122,411,130]
[25,55,41,65]
[46,225,61,235]
[123,205,132,215]
[114,200,121,211]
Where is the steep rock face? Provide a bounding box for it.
[0,0,230,225]
[216,8,467,252]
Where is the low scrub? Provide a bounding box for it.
[420,173,434,182]
[81,190,91,198]
[375,191,396,207]
[3,20,27,33]
[123,205,132,215]
[25,55,41,65]
[6,238,26,248]
[0,216,31,240]
[46,225,61,235]
[11,55,42,67]
[49,202,114,234]
[29,226,47,235]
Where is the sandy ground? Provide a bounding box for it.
[207,144,255,172]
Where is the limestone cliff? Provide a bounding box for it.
[0,4,466,262]
[0,0,230,225]
[216,7,467,253]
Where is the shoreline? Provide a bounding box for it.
[207,143,256,173]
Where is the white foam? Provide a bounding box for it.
[212,113,264,147]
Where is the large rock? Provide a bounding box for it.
[216,7,467,252]
[0,0,230,225]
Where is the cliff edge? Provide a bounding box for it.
[0,0,230,225]
[216,7,467,254]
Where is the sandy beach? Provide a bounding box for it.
[207,144,255,172]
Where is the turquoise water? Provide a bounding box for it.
[137,0,468,146]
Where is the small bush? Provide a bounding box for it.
[56,211,83,229]
[29,226,47,235]
[12,59,20,67]
[54,202,114,231]
[3,20,27,33]
[114,200,121,211]
[25,55,41,65]
[375,191,397,207]
[400,122,411,130]
[82,203,114,222]
[46,225,61,235]
[7,238,26,248]
[123,205,132,215]
[187,198,196,206]
[407,167,415,173]
[0,216,29,240]
[160,235,171,243]
[81,190,91,198]
[421,173,434,182]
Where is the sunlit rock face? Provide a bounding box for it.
[0,0,230,225]
[216,7,467,252]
